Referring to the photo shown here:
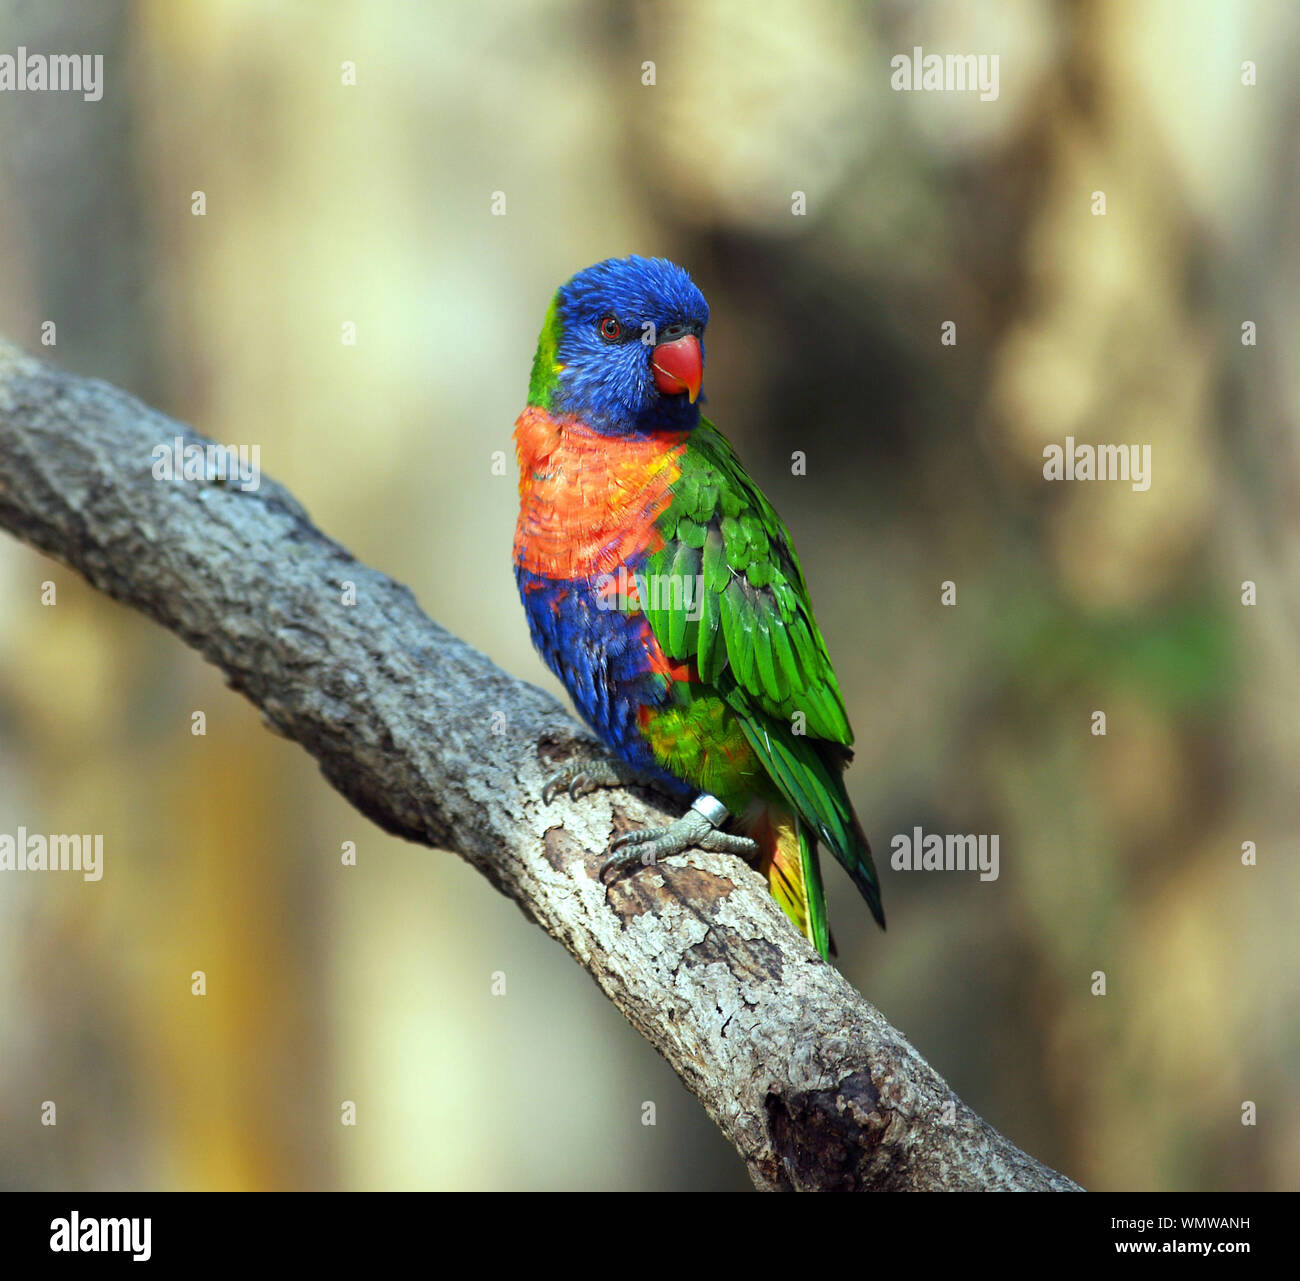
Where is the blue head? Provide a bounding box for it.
[528,256,709,434]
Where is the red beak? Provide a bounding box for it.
[651,334,703,403]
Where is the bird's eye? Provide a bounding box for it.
[599,315,623,342]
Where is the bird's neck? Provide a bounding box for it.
[512,407,688,579]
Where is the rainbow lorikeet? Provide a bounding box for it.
[513,256,884,957]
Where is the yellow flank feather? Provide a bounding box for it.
[748,803,812,943]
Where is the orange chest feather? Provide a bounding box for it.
[513,406,687,579]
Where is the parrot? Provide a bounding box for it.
[512,255,884,958]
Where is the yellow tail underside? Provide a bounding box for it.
[749,803,813,944]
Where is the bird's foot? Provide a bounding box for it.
[541,755,643,805]
[599,795,759,883]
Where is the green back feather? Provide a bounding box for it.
[646,417,885,929]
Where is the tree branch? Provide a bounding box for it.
[0,338,1080,1191]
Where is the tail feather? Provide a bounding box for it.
[844,809,886,931]
[735,716,885,934]
[746,802,830,959]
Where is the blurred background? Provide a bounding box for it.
[1,0,1296,1191]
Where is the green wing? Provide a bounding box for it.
[643,417,884,928]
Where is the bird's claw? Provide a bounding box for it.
[541,757,636,806]
[599,810,759,884]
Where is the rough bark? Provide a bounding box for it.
[0,337,1081,1191]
